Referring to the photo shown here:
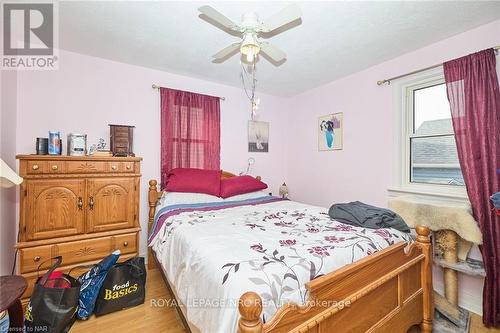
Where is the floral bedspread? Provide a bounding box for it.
[150,197,412,333]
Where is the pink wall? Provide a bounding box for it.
[287,19,500,207]
[9,49,289,266]
[286,19,500,314]
[0,70,19,275]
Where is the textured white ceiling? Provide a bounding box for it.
[59,1,500,96]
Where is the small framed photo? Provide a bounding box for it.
[67,133,87,156]
[248,120,269,153]
[319,113,343,151]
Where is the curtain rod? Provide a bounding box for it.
[377,45,500,86]
[152,84,226,101]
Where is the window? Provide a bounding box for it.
[391,68,466,199]
[160,87,220,187]
[410,83,464,186]
[170,106,207,169]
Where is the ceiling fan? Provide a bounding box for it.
[198,4,302,64]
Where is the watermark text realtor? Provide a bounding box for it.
[1,2,59,70]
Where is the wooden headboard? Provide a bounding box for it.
[146,171,261,269]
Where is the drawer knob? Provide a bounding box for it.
[111,165,117,170]
[51,165,58,171]
[32,164,39,170]
[33,256,41,262]
[126,165,131,170]
[123,241,129,247]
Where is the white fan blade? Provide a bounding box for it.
[260,43,286,62]
[199,6,237,30]
[212,43,240,59]
[261,4,301,32]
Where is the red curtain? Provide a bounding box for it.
[160,87,220,187]
[444,49,500,327]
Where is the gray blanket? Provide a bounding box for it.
[328,201,410,233]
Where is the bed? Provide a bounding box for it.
[147,172,433,333]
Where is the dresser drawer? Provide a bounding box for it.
[25,160,64,174]
[113,128,131,137]
[106,162,135,173]
[65,160,107,173]
[107,162,122,172]
[26,161,47,174]
[18,235,137,273]
[113,233,137,254]
[19,244,53,273]
[47,160,64,174]
[122,161,135,173]
[63,161,136,174]
[55,236,113,267]
[19,236,115,273]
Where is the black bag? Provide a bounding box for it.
[24,257,81,333]
[94,257,146,316]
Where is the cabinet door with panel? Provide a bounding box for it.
[86,178,137,232]
[24,179,86,240]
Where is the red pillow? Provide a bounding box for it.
[220,175,268,198]
[165,168,221,196]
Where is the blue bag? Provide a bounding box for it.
[75,251,120,320]
[491,192,500,209]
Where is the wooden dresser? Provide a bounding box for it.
[16,155,142,304]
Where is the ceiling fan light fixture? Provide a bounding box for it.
[200,5,301,64]
[240,33,260,63]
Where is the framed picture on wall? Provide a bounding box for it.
[248,120,269,152]
[318,112,343,151]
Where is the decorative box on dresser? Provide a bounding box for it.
[16,155,142,306]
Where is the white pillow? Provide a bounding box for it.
[159,190,270,207]
[159,191,223,206]
[224,190,270,202]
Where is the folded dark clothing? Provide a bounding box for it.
[328,201,410,233]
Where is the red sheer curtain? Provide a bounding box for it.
[444,48,500,327]
[160,87,220,188]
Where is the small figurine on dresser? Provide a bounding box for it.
[88,138,112,156]
[109,124,135,157]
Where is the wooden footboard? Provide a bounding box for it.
[147,178,433,333]
[239,226,433,333]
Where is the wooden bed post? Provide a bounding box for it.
[416,225,433,333]
[238,292,263,333]
[148,179,160,270]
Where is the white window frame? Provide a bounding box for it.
[388,67,468,202]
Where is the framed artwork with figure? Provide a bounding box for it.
[248,120,269,152]
[318,112,343,151]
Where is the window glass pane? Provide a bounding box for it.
[172,106,205,140]
[411,135,464,186]
[171,142,205,169]
[413,84,452,134]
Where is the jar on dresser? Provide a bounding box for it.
[15,155,142,306]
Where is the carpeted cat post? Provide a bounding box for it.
[389,195,483,333]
